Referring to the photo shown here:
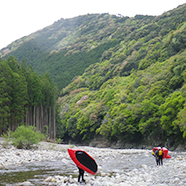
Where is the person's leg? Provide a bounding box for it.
[160,156,163,165]
[155,157,157,165]
[81,169,85,182]
[158,157,160,165]
[78,167,81,182]
[78,167,84,182]
[156,157,159,165]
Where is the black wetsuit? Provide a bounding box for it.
[155,150,159,165]
[158,155,163,165]
[78,167,85,182]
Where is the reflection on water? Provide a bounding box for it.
[0,160,76,185]
[0,169,52,185]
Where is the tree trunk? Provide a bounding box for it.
[53,105,56,139]
[36,106,40,130]
[26,109,28,125]
[33,105,36,127]
[49,107,52,138]
[41,105,43,133]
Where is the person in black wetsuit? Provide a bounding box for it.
[154,149,159,166]
[158,148,164,166]
[78,167,85,183]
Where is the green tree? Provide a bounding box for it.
[159,91,185,137]
[9,72,28,128]
[4,125,45,149]
[0,61,12,133]
[173,104,186,138]
[26,67,42,107]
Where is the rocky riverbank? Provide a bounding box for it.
[0,138,186,185]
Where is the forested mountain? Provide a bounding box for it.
[57,4,186,146]
[1,13,126,90]
[1,3,186,146]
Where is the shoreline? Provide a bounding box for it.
[1,138,186,185]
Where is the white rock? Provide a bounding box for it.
[44,176,53,182]
[92,181,101,186]
[17,181,33,185]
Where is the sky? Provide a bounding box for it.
[0,0,186,50]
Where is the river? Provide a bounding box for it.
[0,141,186,185]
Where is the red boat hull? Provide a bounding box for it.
[153,147,171,159]
[68,149,98,175]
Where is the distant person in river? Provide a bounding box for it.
[158,148,164,166]
[154,149,159,166]
[78,167,85,183]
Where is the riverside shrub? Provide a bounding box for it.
[4,125,45,149]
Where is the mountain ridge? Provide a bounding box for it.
[1,3,185,56]
[1,3,186,145]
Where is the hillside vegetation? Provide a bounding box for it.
[1,14,126,90]
[1,3,186,146]
[57,4,186,146]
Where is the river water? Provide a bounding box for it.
[0,160,74,185]
[0,147,178,185]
